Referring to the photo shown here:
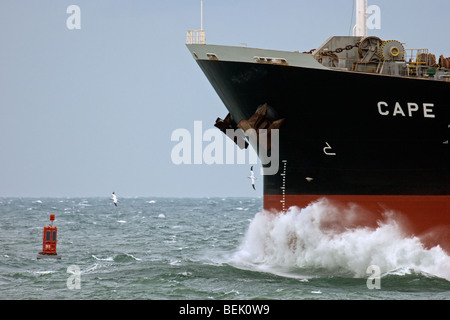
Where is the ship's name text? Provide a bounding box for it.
[377,101,435,118]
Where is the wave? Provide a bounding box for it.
[92,255,114,262]
[92,253,142,263]
[231,198,450,281]
[33,270,57,276]
[114,253,142,262]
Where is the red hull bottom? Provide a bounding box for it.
[264,195,450,253]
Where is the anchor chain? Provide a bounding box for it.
[303,41,361,55]
[324,42,361,55]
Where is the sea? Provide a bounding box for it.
[1,197,449,305]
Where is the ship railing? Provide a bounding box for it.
[405,49,435,64]
[186,30,205,44]
[405,48,436,77]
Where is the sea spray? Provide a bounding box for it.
[232,198,450,281]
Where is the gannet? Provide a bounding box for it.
[248,166,257,190]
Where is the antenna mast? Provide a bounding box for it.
[201,0,203,31]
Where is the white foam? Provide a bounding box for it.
[92,255,114,261]
[34,270,57,275]
[231,198,450,281]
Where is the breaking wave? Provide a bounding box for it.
[231,198,450,281]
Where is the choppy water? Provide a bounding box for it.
[1,197,449,301]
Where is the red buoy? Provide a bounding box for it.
[37,214,61,259]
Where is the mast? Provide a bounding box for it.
[186,0,205,44]
[354,0,367,37]
[201,0,203,31]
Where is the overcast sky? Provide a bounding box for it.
[1,0,449,198]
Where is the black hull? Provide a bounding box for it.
[196,60,449,197]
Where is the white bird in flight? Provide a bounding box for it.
[248,166,257,190]
[111,192,118,207]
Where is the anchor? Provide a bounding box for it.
[237,103,285,152]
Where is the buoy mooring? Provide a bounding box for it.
[37,214,61,259]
